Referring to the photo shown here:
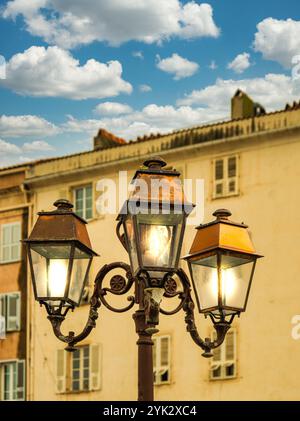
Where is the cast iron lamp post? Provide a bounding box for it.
[24,157,262,401]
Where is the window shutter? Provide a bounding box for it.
[1,225,10,261]
[11,223,21,261]
[56,349,66,393]
[7,293,20,331]
[0,295,6,338]
[160,336,170,383]
[225,331,235,360]
[160,337,169,367]
[89,344,101,391]
[16,360,25,400]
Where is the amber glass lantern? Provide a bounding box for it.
[184,209,262,317]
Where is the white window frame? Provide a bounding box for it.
[0,222,21,264]
[56,344,101,394]
[213,155,239,199]
[73,184,93,221]
[210,329,237,380]
[0,292,21,332]
[153,335,171,386]
[0,359,25,401]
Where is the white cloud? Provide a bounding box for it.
[178,73,300,112]
[227,53,251,74]
[0,138,21,154]
[2,0,219,48]
[139,84,152,93]
[132,51,144,60]
[0,55,6,79]
[94,102,133,116]
[2,46,132,100]
[63,103,225,141]
[0,137,55,167]
[156,53,199,80]
[0,114,59,137]
[254,18,300,68]
[22,140,54,152]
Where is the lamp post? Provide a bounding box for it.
[25,157,262,401]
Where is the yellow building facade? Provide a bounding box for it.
[2,92,300,400]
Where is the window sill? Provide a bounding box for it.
[212,192,240,200]
[0,259,22,265]
[209,375,237,382]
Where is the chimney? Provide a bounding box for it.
[93,129,126,150]
[231,89,265,120]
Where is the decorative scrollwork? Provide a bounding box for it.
[164,277,177,296]
[174,268,233,358]
[110,275,126,292]
[97,262,135,313]
[45,261,135,351]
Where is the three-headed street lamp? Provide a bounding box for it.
[25,157,262,401]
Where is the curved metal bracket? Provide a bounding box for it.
[166,268,233,358]
[46,261,135,351]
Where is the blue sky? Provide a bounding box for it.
[0,0,300,167]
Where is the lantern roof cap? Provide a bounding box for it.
[24,199,98,256]
[184,209,262,260]
[117,156,194,219]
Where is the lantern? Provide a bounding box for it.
[118,157,193,284]
[184,209,262,316]
[25,199,98,311]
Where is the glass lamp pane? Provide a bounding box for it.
[137,213,183,270]
[190,254,218,311]
[30,244,71,300]
[220,254,254,310]
[124,216,139,274]
[68,247,91,305]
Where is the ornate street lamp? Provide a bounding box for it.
[117,157,193,285]
[25,157,262,401]
[25,199,98,315]
[184,209,262,322]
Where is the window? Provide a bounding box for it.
[210,330,236,380]
[0,293,21,332]
[56,344,101,393]
[0,360,25,401]
[0,222,21,263]
[153,335,170,385]
[213,156,238,198]
[74,185,93,220]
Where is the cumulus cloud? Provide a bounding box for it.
[94,102,133,116]
[2,0,219,48]
[156,53,199,80]
[0,137,55,168]
[254,18,300,68]
[63,103,225,141]
[22,140,54,151]
[178,73,300,112]
[0,138,21,154]
[0,114,59,137]
[139,84,152,92]
[1,46,132,100]
[227,53,251,74]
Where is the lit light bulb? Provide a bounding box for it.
[210,267,237,303]
[144,225,170,266]
[48,260,68,297]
